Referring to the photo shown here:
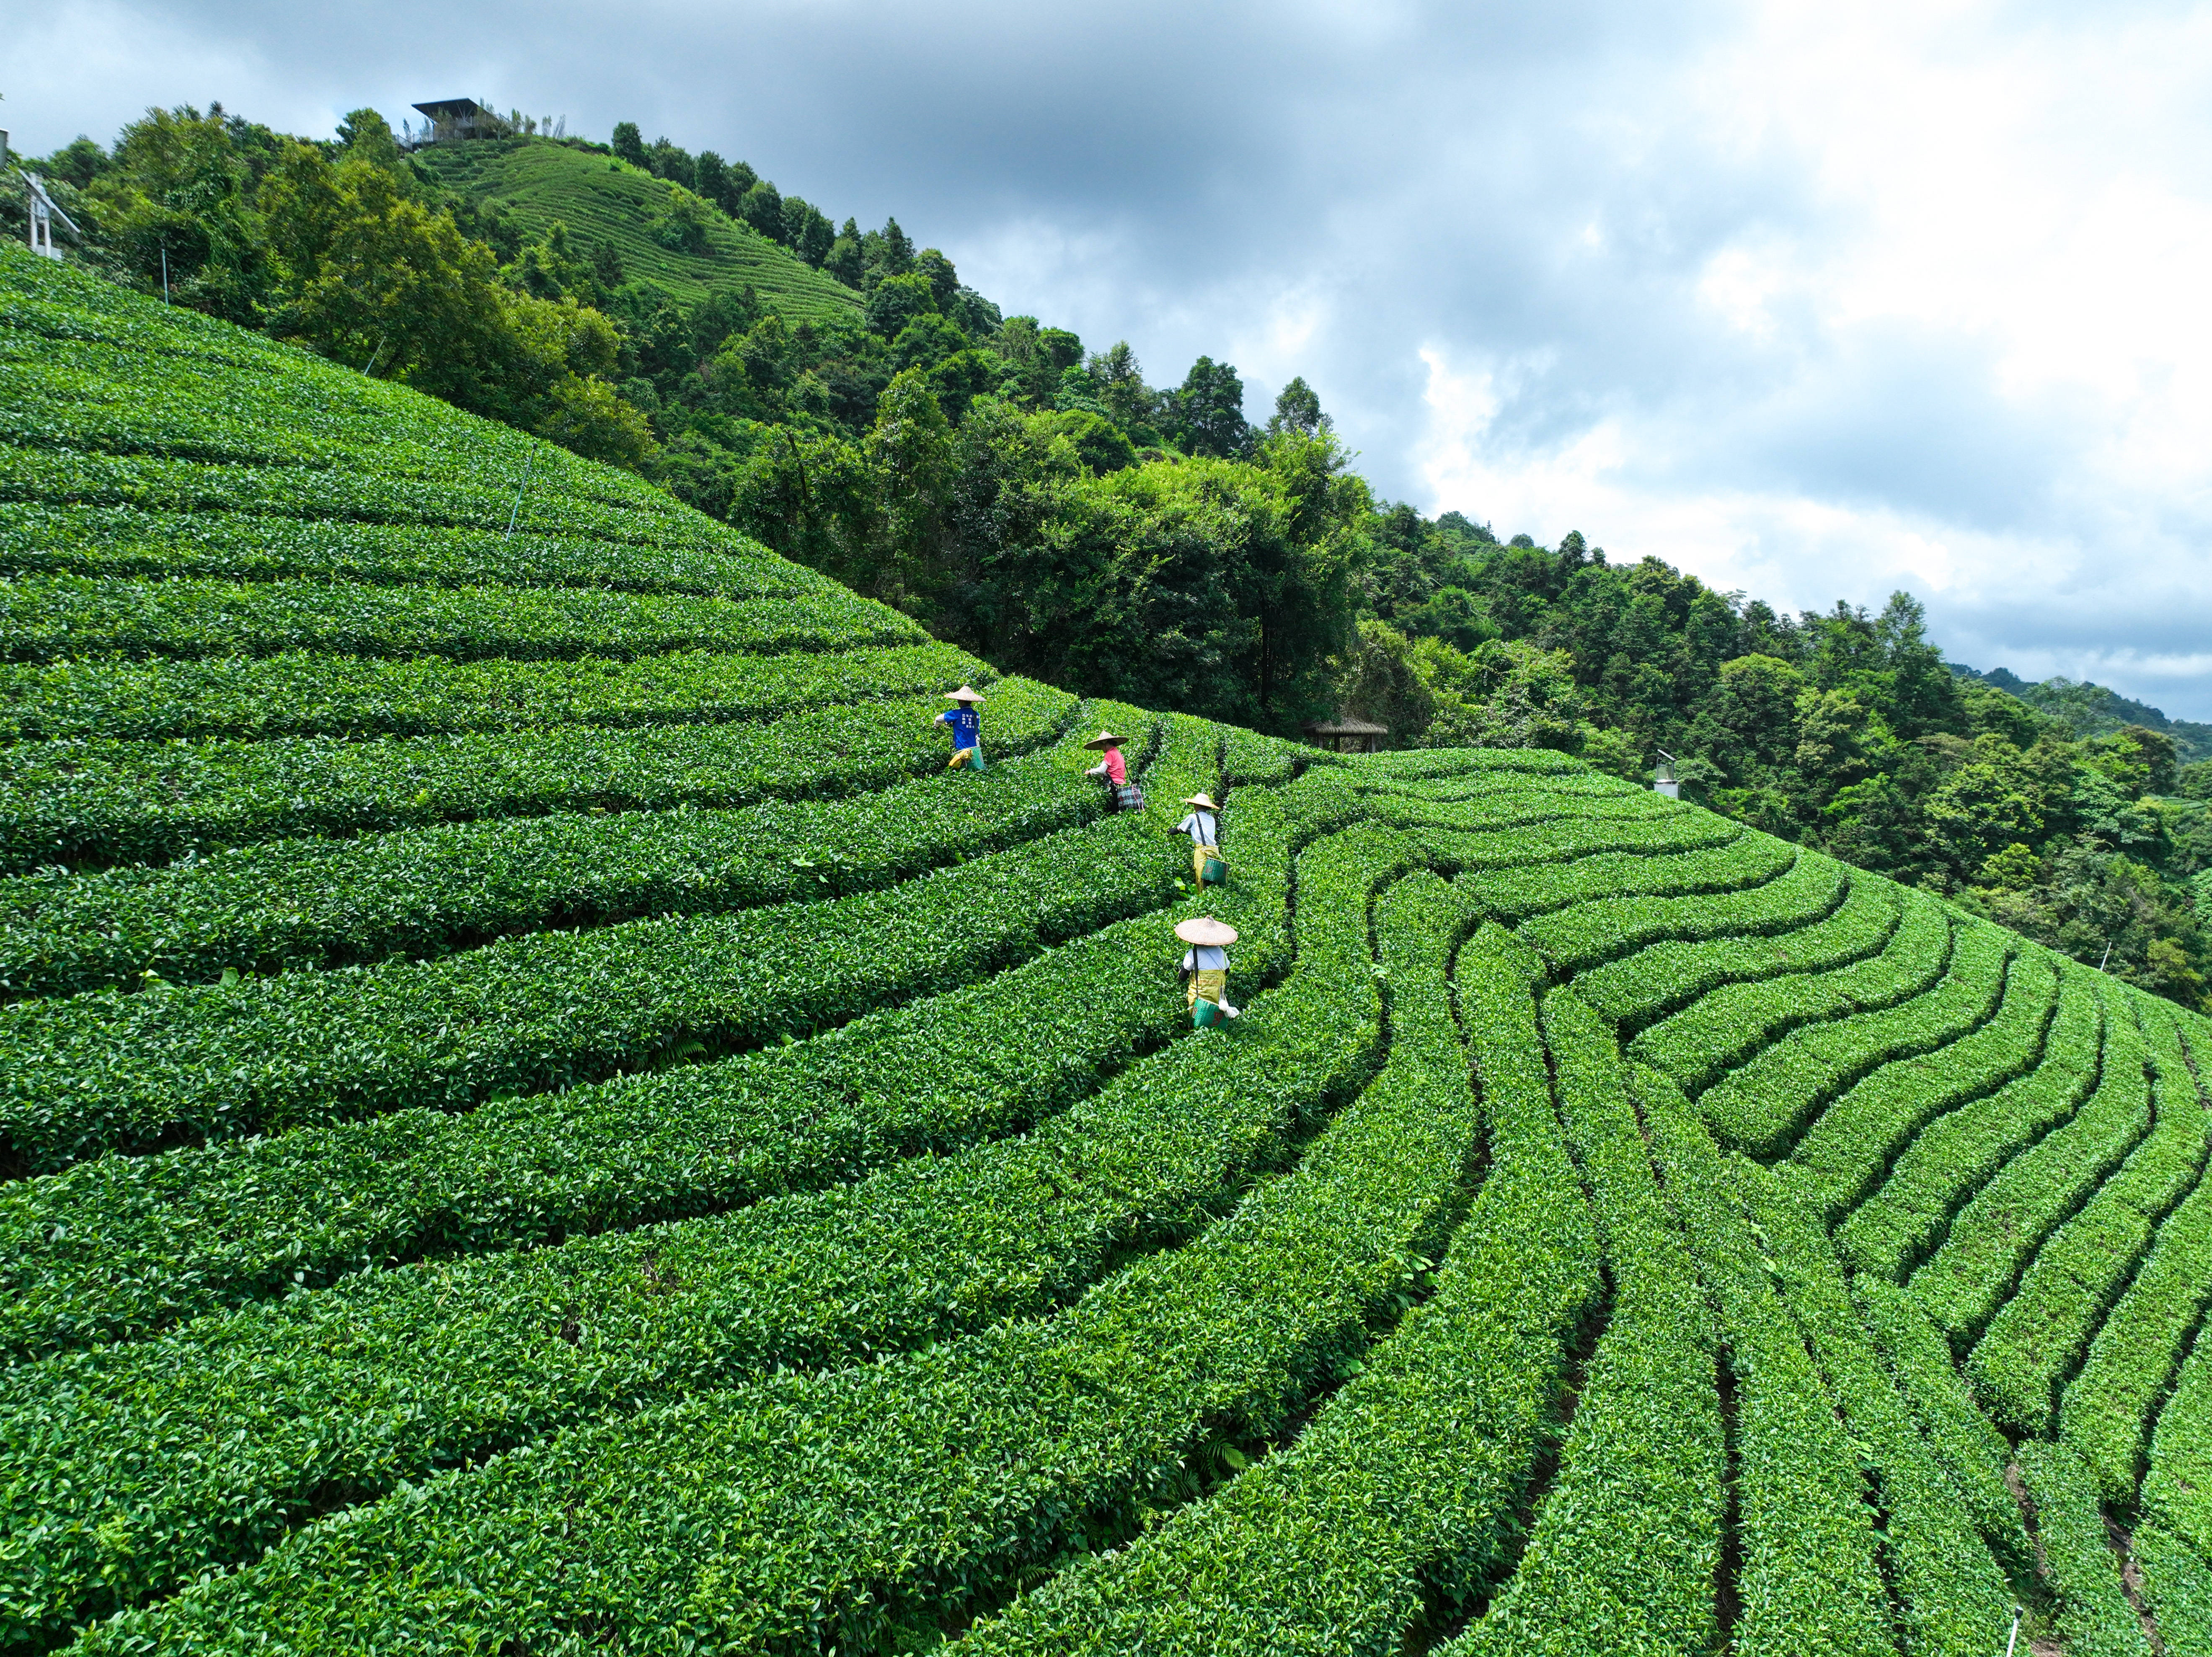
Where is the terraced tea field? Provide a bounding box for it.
[4,243,2212,1654]
[412,137,863,319]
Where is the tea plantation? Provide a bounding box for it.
[5,243,2212,1655]
[409,138,863,320]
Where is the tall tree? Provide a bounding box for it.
[80,104,276,323]
[693,151,729,210]
[739,179,784,243]
[1088,341,1152,433]
[645,137,694,189]
[1171,356,1252,458]
[796,204,835,267]
[863,217,915,286]
[916,248,960,311]
[1267,375,1328,436]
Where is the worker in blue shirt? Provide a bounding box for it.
[934,684,986,770]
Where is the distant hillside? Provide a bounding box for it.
[1951,663,2212,764]
[411,137,861,320]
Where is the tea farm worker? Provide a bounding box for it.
[1177,793,1224,886]
[935,685,986,771]
[1082,730,1127,788]
[1175,915,1241,1025]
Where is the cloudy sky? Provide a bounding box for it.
[9,0,2212,713]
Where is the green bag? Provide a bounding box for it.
[1201,855,1227,885]
[1192,999,1225,1028]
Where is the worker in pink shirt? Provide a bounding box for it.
[1083,729,1142,810]
[1083,729,1127,785]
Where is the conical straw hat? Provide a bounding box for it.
[943,685,985,704]
[1182,793,1219,810]
[1081,729,1125,750]
[1175,916,1239,947]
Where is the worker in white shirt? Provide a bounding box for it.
[1175,915,1240,1025]
[1176,792,1225,885]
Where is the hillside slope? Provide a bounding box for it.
[5,245,2212,1656]
[414,135,863,318]
[1957,662,2212,763]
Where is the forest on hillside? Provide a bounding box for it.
[14,103,2212,1010]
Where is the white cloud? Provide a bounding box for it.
[1400,0,2212,708]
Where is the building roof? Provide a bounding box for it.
[412,98,491,121]
[1303,718,1390,736]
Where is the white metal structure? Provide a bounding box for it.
[21,171,77,260]
[1653,746,1680,799]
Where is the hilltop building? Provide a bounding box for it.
[411,99,495,144]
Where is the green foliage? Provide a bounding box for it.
[1910,983,2151,1348]
[1746,1164,2018,1657]
[20,178,2212,1657]
[1519,840,1848,976]
[2133,1528,2212,1654]
[2146,1311,2212,1562]
[1637,1068,1893,1657]
[0,699,1087,999]
[1335,521,2212,1010]
[62,827,1425,1654]
[2016,1441,2157,1657]
[1452,992,1722,1656]
[1851,1276,2028,1566]
[1165,354,1254,458]
[0,803,1179,1175]
[1837,962,2104,1282]
[412,136,856,318]
[1641,889,1952,1109]
[1974,665,2212,760]
[1701,919,2011,1164]
[4,768,1393,1649]
[1569,858,1889,1029]
[0,716,1251,1353]
[950,912,1601,1654]
[41,110,665,470]
[2062,1123,2212,1507]
[0,569,898,663]
[72,103,279,323]
[1789,943,2057,1221]
[0,637,971,745]
[1267,374,1330,439]
[865,270,938,337]
[1967,1007,2211,1433]
[1453,826,1796,927]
